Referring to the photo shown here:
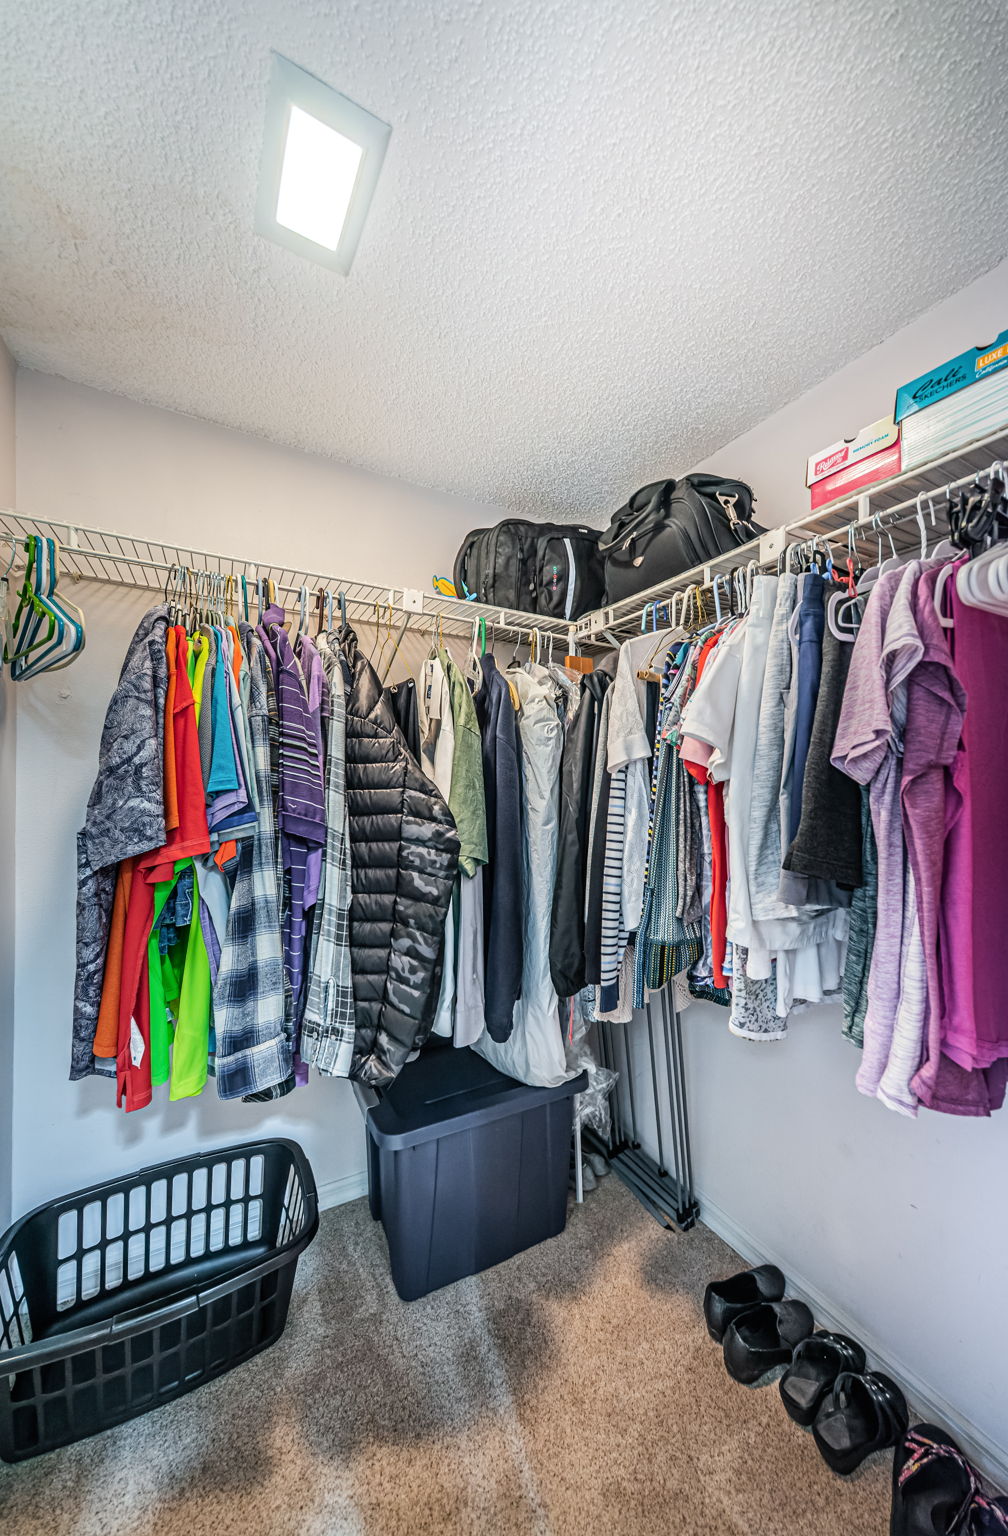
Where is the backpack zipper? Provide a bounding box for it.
[563,537,576,619]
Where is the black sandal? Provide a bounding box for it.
[779,1331,866,1427]
[812,1370,908,1475]
[890,1425,978,1535]
[966,1494,1008,1535]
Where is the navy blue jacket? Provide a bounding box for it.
[474,654,523,1040]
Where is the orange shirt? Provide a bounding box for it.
[92,857,135,1059]
[227,619,242,686]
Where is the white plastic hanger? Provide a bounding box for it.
[936,460,1008,624]
[933,562,958,629]
[955,465,1008,614]
[468,615,486,686]
[915,491,937,559]
[826,524,864,642]
[956,541,1008,613]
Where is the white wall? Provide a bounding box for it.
[694,256,1008,524]
[620,264,1008,1481]
[0,339,16,1231]
[10,370,506,1222]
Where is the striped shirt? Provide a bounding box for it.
[213,638,294,1099]
[300,635,356,1077]
[272,626,327,1049]
[598,763,628,1011]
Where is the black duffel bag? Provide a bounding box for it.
[599,475,763,605]
[453,520,604,620]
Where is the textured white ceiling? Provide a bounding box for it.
[2,0,1007,522]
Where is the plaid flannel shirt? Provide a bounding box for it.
[300,635,356,1076]
[213,638,293,1098]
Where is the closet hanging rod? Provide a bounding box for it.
[574,419,1008,642]
[0,509,580,645]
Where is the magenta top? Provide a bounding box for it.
[935,574,1008,1078]
[898,563,989,1116]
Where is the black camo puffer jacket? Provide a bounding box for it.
[339,626,460,1085]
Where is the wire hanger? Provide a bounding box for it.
[500,623,522,670]
[372,601,394,674]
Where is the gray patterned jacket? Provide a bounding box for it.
[71,607,169,1080]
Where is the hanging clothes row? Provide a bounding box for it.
[389,624,584,1089]
[72,595,459,1107]
[71,592,589,1106]
[71,471,1007,1120]
[563,467,1008,1122]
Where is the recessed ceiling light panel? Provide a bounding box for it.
[256,53,391,274]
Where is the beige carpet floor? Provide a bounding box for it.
[0,1177,893,1536]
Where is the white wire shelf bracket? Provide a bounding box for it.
[0,512,579,647]
[574,422,1008,643]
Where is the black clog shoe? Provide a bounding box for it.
[890,1424,978,1535]
[813,1370,909,1475]
[780,1331,867,1427]
[703,1264,786,1344]
[722,1298,815,1385]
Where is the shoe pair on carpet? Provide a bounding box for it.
[703,1263,906,1474]
[703,1265,1007,1531]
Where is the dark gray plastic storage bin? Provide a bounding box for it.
[366,1048,587,1301]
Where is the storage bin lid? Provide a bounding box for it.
[366,1047,588,1150]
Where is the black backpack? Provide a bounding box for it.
[453,520,605,621]
[599,475,763,605]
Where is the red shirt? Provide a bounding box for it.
[117,629,210,1111]
[681,632,729,990]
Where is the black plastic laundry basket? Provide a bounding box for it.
[0,1137,318,1462]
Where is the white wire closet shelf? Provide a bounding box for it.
[0,512,578,646]
[574,422,1008,642]
[4,419,1006,652]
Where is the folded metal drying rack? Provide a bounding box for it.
[587,989,698,1231]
